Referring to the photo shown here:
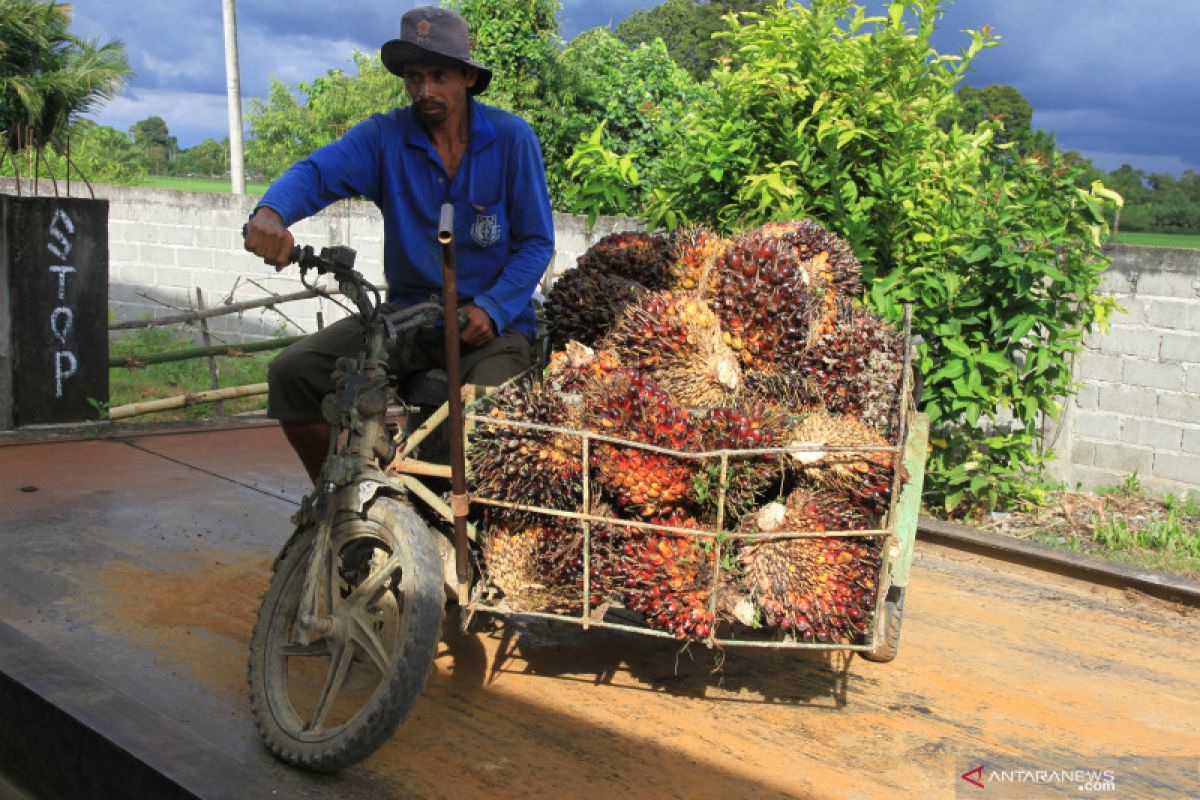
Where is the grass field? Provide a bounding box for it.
[110,327,274,422]
[1114,230,1200,248]
[141,175,271,195]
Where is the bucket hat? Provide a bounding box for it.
[381,6,492,95]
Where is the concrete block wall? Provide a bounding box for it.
[1046,245,1200,498]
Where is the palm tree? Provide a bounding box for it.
[1,0,131,167]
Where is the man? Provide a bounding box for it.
[243,6,555,483]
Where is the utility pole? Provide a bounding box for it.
[221,0,246,195]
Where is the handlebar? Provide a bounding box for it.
[241,226,467,331]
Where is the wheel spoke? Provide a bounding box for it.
[349,610,393,675]
[346,552,401,608]
[325,545,337,613]
[281,641,329,657]
[305,640,353,732]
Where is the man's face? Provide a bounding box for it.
[402,61,477,125]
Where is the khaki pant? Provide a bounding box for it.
[267,314,531,423]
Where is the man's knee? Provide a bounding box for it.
[463,333,532,386]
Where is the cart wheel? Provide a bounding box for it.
[861,585,905,663]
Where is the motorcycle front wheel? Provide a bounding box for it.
[248,495,445,771]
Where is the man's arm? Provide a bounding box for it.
[244,117,385,265]
[470,124,555,337]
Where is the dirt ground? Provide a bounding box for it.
[4,428,1198,799]
[90,541,1200,799]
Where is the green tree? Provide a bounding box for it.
[247,50,406,180]
[557,29,709,218]
[615,0,767,81]
[576,0,1121,512]
[0,0,130,165]
[175,137,229,178]
[1,118,148,183]
[949,84,1032,147]
[130,114,176,173]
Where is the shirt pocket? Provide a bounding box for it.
[457,199,507,251]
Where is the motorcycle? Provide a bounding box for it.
[246,204,473,771]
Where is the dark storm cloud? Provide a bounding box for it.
[928,0,1200,173]
[75,0,1199,174]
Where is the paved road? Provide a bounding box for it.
[1,426,1197,798]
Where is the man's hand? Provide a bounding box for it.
[458,304,496,347]
[243,207,295,270]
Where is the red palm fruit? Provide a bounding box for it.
[614,509,716,642]
[758,218,863,300]
[693,403,789,524]
[545,268,649,351]
[576,231,673,289]
[469,379,582,513]
[602,291,741,408]
[667,225,728,295]
[738,488,881,643]
[800,298,907,437]
[787,412,904,518]
[709,224,828,371]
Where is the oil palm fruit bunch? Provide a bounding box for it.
[544,268,649,351]
[667,224,727,295]
[617,509,715,640]
[694,404,788,523]
[469,380,581,513]
[602,291,741,408]
[585,370,700,518]
[788,412,901,518]
[577,231,673,289]
[800,299,906,437]
[708,226,829,370]
[739,489,881,643]
[482,513,580,613]
[758,218,863,300]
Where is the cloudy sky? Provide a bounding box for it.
[74,0,1199,176]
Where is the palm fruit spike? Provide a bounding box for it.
[544,268,649,351]
[576,231,673,290]
[469,380,582,513]
[694,404,789,524]
[602,291,741,408]
[667,224,727,295]
[788,412,902,518]
[709,224,828,371]
[617,509,715,641]
[742,370,816,414]
[801,298,907,437]
[739,488,881,644]
[585,369,700,518]
[759,218,863,299]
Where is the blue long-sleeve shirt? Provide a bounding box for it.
[258,100,555,339]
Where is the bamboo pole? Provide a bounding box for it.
[109,288,334,331]
[108,383,269,420]
[110,334,304,369]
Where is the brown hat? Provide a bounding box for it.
[381,6,492,95]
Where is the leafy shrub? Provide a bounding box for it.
[570,0,1121,513]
